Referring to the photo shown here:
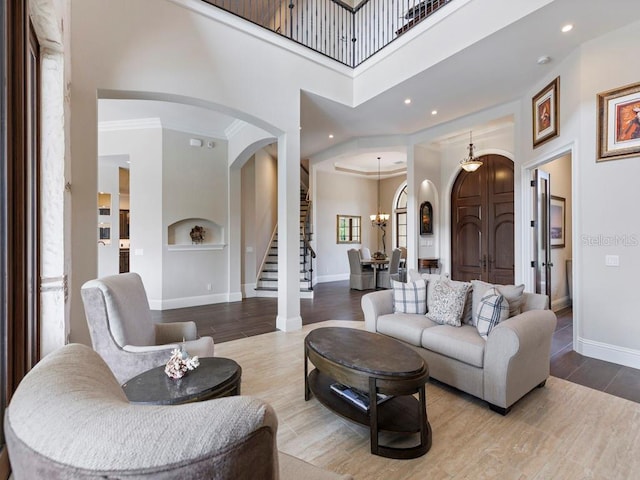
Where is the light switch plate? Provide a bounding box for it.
[605,254,619,267]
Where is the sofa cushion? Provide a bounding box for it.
[407,271,472,323]
[471,280,525,325]
[425,279,471,327]
[392,279,427,314]
[476,287,509,339]
[421,324,486,368]
[377,313,438,347]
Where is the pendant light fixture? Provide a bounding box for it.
[460,131,483,172]
[370,157,390,227]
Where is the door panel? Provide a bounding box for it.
[534,169,551,296]
[452,155,514,283]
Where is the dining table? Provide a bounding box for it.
[361,257,390,289]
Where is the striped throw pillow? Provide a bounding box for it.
[392,279,427,314]
[476,287,509,339]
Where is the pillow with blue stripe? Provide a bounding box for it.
[476,287,509,339]
[392,279,427,314]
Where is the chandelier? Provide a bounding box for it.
[370,157,390,227]
[460,131,483,172]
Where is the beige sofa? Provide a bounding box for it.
[361,275,557,414]
[4,344,351,480]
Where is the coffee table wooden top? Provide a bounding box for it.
[305,326,426,379]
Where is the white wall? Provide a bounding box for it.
[70,0,354,342]
[161,129,229,308]
[314,170,378,282]
[519,20,640,368]
[240,149,278,295]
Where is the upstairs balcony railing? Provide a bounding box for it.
[202,0,454,67]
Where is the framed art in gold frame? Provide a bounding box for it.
[532,77,560,148]
[597,81,640,162]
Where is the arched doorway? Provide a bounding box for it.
[451,154,514,284]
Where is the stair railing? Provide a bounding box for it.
[301,196,316,291]
[201,0,455,67]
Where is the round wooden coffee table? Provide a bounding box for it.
[304,327,431,459]
[122,357,241,405]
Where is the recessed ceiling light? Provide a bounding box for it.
[329,134,334,139]
[561,24,573,33]
[404,98,411,105]
[537,55,551,65]
[431,110,438,115]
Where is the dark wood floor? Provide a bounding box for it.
[153,281,640,404]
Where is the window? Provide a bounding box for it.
[395,185,407,248]
[337,215,361,243]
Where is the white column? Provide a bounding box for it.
[276,130,301,331]
[406,147,418,272]
[227,166,243,302]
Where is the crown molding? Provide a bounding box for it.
[99,118,162,132]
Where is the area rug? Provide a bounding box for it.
[215,320,640,479]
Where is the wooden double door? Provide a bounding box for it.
[451,154,514,284]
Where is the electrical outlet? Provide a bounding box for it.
[206,283,212,291]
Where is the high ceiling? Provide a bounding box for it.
[99,0,640,176]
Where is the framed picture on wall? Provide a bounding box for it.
[419,201,433,235]
[532,77,560,148]
[597,81,640,161]
[550,196,565,248]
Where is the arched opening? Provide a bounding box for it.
[450,154,514,284]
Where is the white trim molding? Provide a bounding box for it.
[316,273,349,283]
[577,337,640,370]
[149,293,232,310]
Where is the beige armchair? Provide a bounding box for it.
[81,272,214,384]
[4,344,352,479]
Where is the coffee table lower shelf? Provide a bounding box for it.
[307,369,432,459]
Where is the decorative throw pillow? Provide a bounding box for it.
[476,287,509,339]
[392,279,427,314]
[425,279,470,327]
[471,280,525,326]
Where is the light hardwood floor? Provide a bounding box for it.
[216,320,640,480]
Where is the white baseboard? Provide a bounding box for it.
[316,273,349,283]
[577,337,640,370]
[228,291,243,303]
[149,293,229,310]
[242,283,257,298]
[276,314,302,332]
[551,296,572,312]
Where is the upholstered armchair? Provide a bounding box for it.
[81,272,214,384]
[348,249,375,290]
[4,344,352,480]
[377,248,402,289]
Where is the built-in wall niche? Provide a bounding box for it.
[167,218,225,251]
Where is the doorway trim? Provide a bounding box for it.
[521,140,578,354]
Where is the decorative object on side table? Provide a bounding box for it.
[165,346,200,379]
[190,225,205,244]
[597,81,640,161]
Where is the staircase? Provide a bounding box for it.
[255,188,315,299]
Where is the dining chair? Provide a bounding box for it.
[377,248,402,289]
[348,249,375,290]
